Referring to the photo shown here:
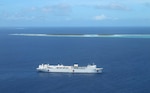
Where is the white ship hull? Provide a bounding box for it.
[36,64,103,74]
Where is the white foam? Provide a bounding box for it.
[9,34,150,38]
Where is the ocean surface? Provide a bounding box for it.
[0,27,150,93]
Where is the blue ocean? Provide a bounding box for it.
[0,27,150,93]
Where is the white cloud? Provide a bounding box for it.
[30,7,37,11]
[6,15,35,20]
[51,3,72,15]
[95,3,129,11]
[25,4,72,15]
[93,14,119,21]
[93,14,108,20]
[41,6,53,13]
[1,3,72,21]
[23,7,38,13]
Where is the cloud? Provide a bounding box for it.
[93,14,108,20]
[24,4,72,16]
[29,7,37,11]
[0,11,36,21]
[22,7,38,14]
[6,15,35,21]
[95,3,129,11]
[93,14,119,21]
[1,4,72,21]
[52,4,71,15]
[39,4,72,16]
[42,6,53,13]
[0,3,72,21]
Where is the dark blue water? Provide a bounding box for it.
[0,27,150,93]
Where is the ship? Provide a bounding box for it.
[36,63,103,73]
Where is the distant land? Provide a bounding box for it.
[9,33,150,38]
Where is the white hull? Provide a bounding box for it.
[37,64,103,74]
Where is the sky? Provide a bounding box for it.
[0,0,150,27]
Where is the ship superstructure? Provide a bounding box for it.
[36,63,103,73]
